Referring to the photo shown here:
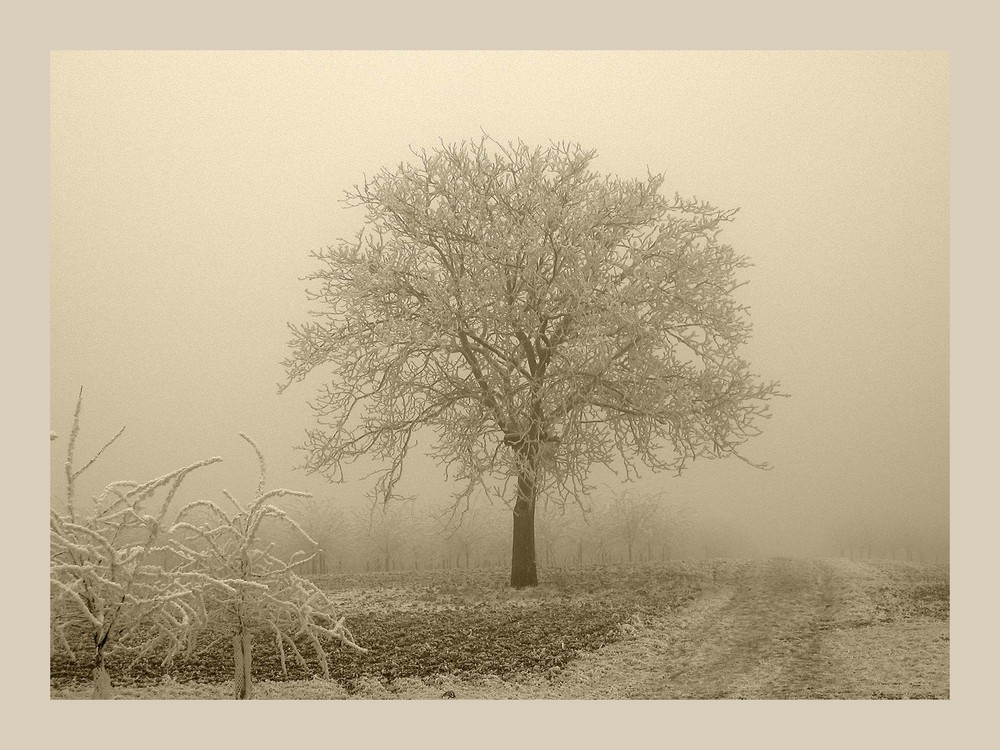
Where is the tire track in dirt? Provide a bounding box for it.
[544,557,946,699]
[521,580,739,699]
[625,558,839,699]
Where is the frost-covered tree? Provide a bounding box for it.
[50,389,221,699]
[285,496,349,574]
[402,505,438,570]
[432,502,502,569]
[283,136,783,588]
[353,500,414,571]
[169,434,365,699]
[648,500,693,561]
[608,488,663,563]
[564,500,610,565]
[535,504,571,567]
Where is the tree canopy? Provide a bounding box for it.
[282,136,783,586]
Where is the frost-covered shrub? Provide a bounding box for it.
[50,389,221,699]
[169,434,366,699]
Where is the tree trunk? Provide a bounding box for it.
[510,466,538,588]
[233,630,253,700]
[91,649,113,699]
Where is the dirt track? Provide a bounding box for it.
[576,557,949,699]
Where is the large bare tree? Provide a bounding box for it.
[282,137,782,587]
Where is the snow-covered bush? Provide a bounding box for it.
[169,433,366,699]
[50,389,222,698]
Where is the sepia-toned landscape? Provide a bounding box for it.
[50,51,949,700]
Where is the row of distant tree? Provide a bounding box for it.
[275,489,702,574]
[821,513,949,564]
[268,489,948,574]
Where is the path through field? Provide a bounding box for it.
[545,557,949,699]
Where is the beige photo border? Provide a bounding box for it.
[10,2,992,746]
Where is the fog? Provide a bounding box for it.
[50,51,948,563]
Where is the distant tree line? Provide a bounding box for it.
[274,490,949,574]
[274,489,706,575]
[822,510,948,564]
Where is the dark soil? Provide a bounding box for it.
[50,562,704,692]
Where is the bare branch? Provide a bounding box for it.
[282,135,784,531]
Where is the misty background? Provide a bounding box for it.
[49,51,948,564]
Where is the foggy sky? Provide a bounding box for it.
[49,51,949,556]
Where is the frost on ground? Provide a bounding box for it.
[818,558,949,699]
[50,558,948,700]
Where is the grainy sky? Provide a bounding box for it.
[50,51,948,555]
